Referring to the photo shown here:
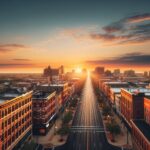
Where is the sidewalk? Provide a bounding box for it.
[100,107,132,149]
[33,116,67,148]
[33,107,76,148]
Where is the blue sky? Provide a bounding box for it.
[0,0,150,72]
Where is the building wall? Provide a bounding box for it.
[115,95,121,116]
[144,98,150,125]
[0,91,32,150]
[121,89,144,126]
[121,89,133,126]
[131,121,150,150]
[32,92,56,135]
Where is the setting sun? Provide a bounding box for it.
[75,67,82,73]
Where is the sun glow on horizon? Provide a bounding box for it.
[75,67,82,74]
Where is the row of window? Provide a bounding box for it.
[1,103,31,118]
[1,98,31,118]
[132,127,149,150]
[33,98,55,107]
[1,120,31,141]
[2,112,32,129]
[2,123,31,150]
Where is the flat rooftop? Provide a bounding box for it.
[41,83,68,87]
[133,120,150,142]
[0,89,24,104]
[104,81,128,84]
[33,90,55,99]
[110,88,124,93]
[125,88,150,94]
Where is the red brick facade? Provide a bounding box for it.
[131,120,150,150]
[0,91,32,150]
[144,97,150,126]
[120,89,144,126]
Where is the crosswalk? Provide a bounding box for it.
[71,126,105,133]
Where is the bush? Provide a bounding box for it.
[106,121,121,141]
[102,105,111,116]
[70,99,78,107]
[62,111,73,125]
[57,125,70,136]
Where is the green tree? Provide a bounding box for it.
[106,122,121,141]
[57,125,70,136]
[102,105,111,116]
[62,111,73,125]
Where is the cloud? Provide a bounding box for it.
[0,63,34,68]
[127,13,150,23]
[90,13,150,45]
[86,52,150,66]
[0,44,27,53]
[13,58,31,61]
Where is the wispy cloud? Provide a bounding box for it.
[0,63,34,67]
[86,52,150,66]
[63,13,150,45]
[90,13,150,45]
[0,44,27,53]
[13,58,31,61]
[127,13,150,23]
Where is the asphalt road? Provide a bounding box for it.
[54,74,121,150]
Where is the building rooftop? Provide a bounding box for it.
[133,120,150,142]
[33,90,55,99]
[0,89,24,103]
[41,82,68,87]
[110,88,121,93]
[125,88,150,95]
[104,81,128,84]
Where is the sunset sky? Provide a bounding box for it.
[0,0,150,73]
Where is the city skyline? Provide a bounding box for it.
[0,0,150,73]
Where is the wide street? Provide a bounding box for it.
[54,73,121,150]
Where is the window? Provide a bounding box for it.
[5,120,7,127]
[8,107,11,114]
[15,104,18,109]
[2,111,4,118]
[15,123,18,128]
[19,111,21,117]
[12,105,14,111]
[8,118,11,125]
[8,128,11,135]
[15,113,18,119]
[5,109,7,116]
[2,122,4,129]
[8,139,11,146]
[12,115,14,122]
[22,101,24,106]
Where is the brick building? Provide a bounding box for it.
[121,88,145,127]
[131,120,150,150]
[144,97,150,125]
[32,90,56,135]
[121,90,150,150]
[0,91,32,150]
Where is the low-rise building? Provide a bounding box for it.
[121,88,145,127]
[37,82,73,107]
[120,90,150,150]
[144,97,150,125]
[32,90,56,135]
[0,90,32,150]
[131,120,150,150]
